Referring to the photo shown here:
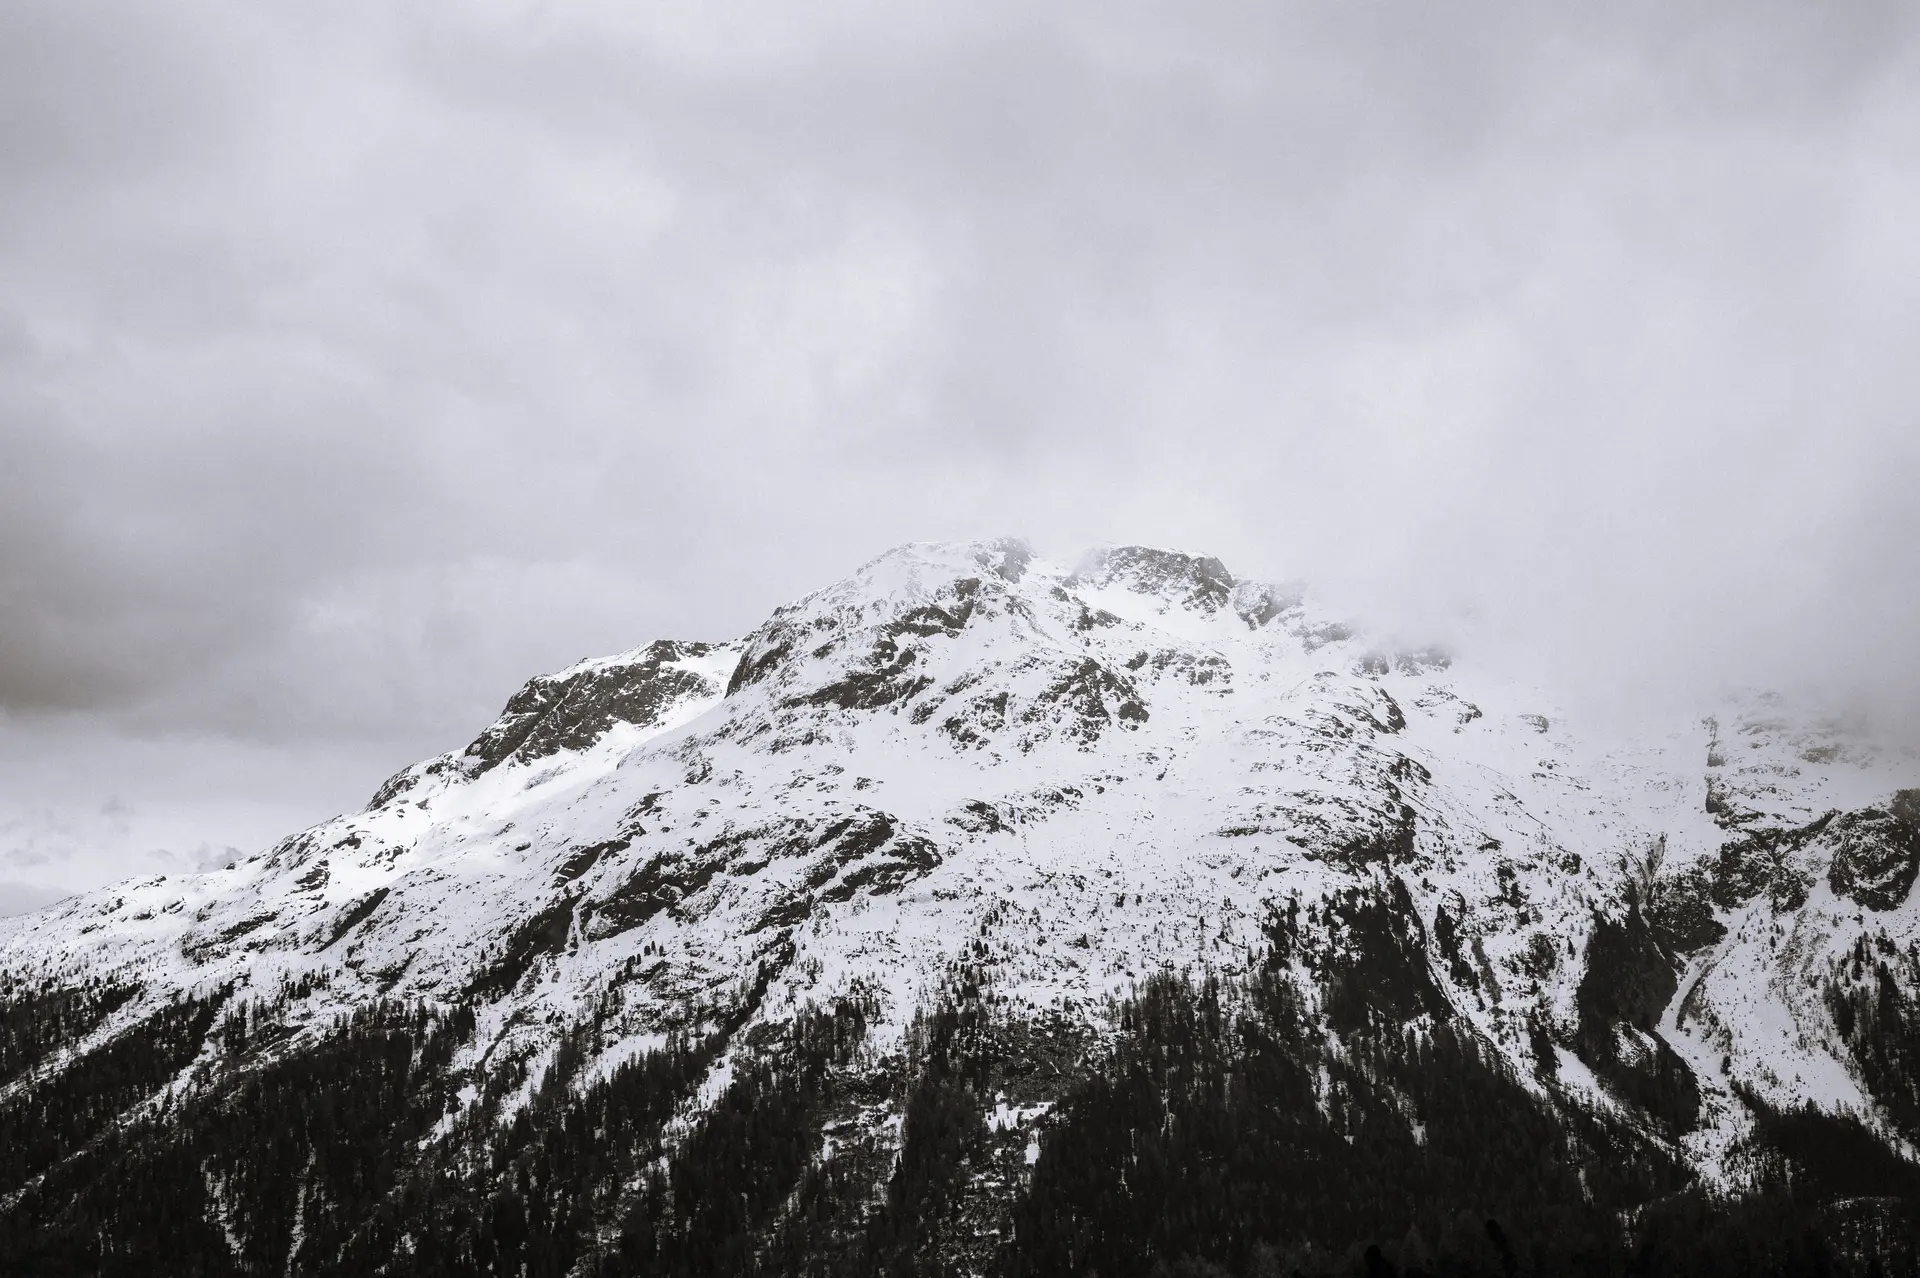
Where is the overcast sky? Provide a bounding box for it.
[4,1,1918,911]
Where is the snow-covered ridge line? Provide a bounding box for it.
[2,536,1918,1187]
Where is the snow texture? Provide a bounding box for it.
[4,537,1916,1175]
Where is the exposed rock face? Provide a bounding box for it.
[370,638,738,806]
[3,539,1920,1273]
[462,640,727,774]
[1070,545,1236,614]
[1827,792,1920,911]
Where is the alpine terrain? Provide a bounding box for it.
[4,539,1920,1276]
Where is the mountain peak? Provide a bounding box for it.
[3,539,1919,1271]
[1071,543,1236,608]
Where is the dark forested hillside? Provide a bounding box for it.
[3,928,1917,1276]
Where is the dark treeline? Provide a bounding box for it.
[0,989,224,1204]
[336,998,721,1277]
[0,995,457,1275]
[764,967,1038,1278]
[0,976,140,1087]
[1826,932,1920,1143]
[2,893,1920,1275]
[597,996,877,1277]
[997,886,1920,1276]
[1003,968,1908,1277]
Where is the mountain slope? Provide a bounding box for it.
[3,538,1919,1275]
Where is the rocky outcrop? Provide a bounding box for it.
[1828,792,1920,911]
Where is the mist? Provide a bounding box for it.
[4,0,1918,907]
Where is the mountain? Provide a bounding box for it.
[4,538,1920,1276]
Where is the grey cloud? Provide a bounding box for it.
[0,882,74,918]
[1,0,1918,794]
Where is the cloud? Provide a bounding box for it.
[0,0,1916,833]
[0,716,387,897]
[0,883,74,918]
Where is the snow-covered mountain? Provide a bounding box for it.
[4,539,1918,1276]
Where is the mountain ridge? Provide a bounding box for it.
[4,537,1919,1275]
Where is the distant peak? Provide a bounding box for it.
[851,537,1035,585]
[1070,545,1236,611]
